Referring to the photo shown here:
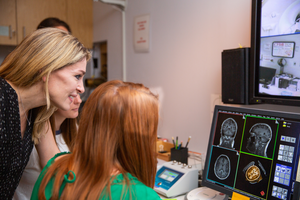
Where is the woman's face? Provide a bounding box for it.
[55,26,69,32]
[48,58,86,111]
[55,95,82,119]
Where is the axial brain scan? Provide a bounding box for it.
[219,118,238,148]
[214,154,230,180]
[245,165,262,184]
[246,123,272,157]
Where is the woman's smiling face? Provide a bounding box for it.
[48,58,86,111]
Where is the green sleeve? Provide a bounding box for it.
[30,152,70,200]
[30,159,52,200]
[144,187,162,200]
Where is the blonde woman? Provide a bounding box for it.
[0,28,91,199]
[31,80,161,200]
[13,18,83,200]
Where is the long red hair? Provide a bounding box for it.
[38,80,159,199]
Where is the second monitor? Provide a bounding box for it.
[202,105,300,200]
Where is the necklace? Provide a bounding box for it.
[17,87,32,126]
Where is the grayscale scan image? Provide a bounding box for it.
[214,154,230,180]
[219,118,238,149]
[246,123,272,157]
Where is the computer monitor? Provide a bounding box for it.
[249,0,300,106]
[202,105,300,200]
[259,67,276,85]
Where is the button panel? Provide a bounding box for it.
[274,164,292,186]
[272,185,288,200]
[278,144,294,163]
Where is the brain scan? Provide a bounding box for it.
[219,118,238,148]
[214,154,230,180]
[246,123,272,157]
[245,165,262,184]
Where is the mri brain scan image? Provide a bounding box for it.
[246,123,272,157]
[243,161,266,184]
[214,154,231,180]
[219,118,238,149]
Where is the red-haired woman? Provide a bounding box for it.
[31,80,161,200]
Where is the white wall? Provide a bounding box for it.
[93,3,123,80]
[93,0,252,157]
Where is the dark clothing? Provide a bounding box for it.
[0,77,34,200]
[55,130,61,135]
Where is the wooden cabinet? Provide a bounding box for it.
[67,0,93,49]
[16,0,67,44]
[0,0,17,45]
[0,0,93,48]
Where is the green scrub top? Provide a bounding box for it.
[30,152,161,200]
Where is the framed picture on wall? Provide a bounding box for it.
[272,41,295,58]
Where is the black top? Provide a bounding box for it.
[0,77,34,200]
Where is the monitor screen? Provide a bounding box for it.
[259,67,277,85]
[202,105,300,200]
[158,169,180,182]
[249,0,300,105]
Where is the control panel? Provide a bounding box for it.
[154,160,199,198]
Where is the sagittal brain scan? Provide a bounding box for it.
[246,123,272,157]
[214,154,230,180]
[219,118,238,149]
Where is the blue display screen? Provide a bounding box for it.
[158,169,180,182]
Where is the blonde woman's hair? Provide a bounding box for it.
[0,28,91,143]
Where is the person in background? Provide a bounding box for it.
[0,28,91,199]
[13,18,81,200]
[31,80,161,200]
[50,95,81,152]
[37,17,71,33]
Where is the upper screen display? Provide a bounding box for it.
[258,0,300,97]
[261,0,300,37]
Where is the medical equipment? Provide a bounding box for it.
[154,160,199,198]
